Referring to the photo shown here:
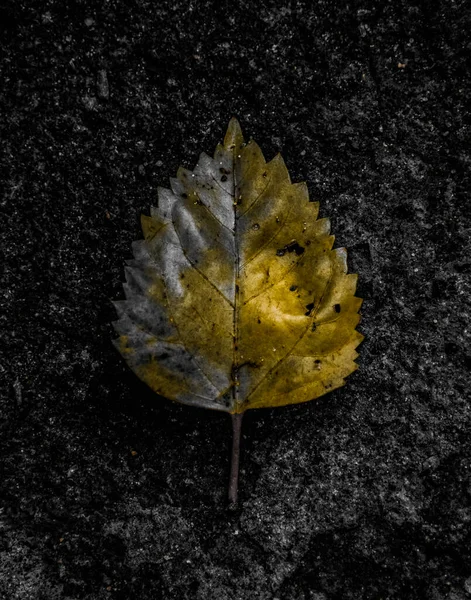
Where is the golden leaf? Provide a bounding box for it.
[113,118,363,503]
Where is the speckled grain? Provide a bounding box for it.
[1,1,470,599]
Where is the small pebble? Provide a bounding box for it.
[82,95,98,111]
[97,69,109,100]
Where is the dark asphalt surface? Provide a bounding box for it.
[1,1,470,599]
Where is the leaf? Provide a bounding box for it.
[113,118,363,503]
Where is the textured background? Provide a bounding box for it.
[1,1,470,599]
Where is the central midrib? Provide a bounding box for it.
[232,145,240,411]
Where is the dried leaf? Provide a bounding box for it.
[113,118,363,503]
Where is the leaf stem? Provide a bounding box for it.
[228,412,244,506]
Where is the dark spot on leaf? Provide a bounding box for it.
[314,359,321,364]
[334,303,341,313]
[290,285,298,291]
[311,323,317,332]
[277,240,305,257]
[305,302,315,316]
[156,353,169,360]
[181,193,187,198]
[286,241,305,255]
[252,223,260,230]
[239,359,261,369]
[221,175,228,182]
[257,317,261,324]
[262,171,267,177]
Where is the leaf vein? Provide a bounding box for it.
[244,264,334,402]
[241,201,294,269]
[144,246,226,396]
[243,249,305,306]
[237,173,271,218]
[171,224,235,308]
[197,190,235,236]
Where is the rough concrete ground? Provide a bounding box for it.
[1,1,470,598]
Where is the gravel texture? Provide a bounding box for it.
[1,1,470,599]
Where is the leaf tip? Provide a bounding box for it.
[224,117,244,150]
